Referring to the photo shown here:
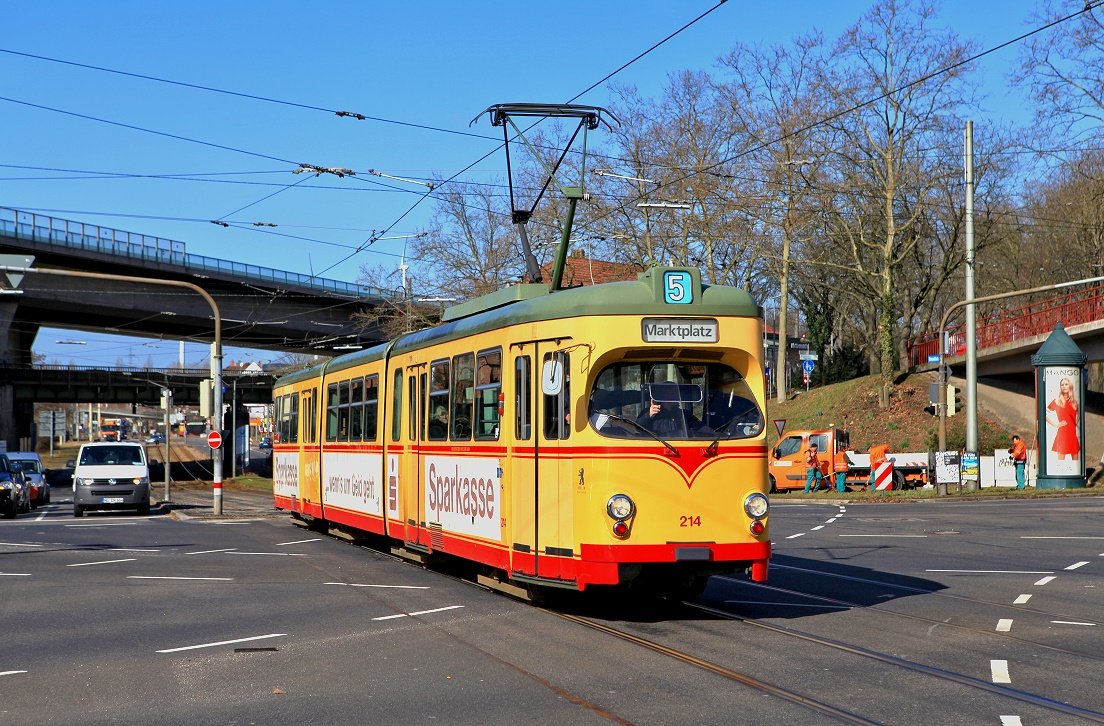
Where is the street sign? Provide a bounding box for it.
[207,431,222,449]
[798,352,819,361]
[801,359,815,374]
[37,410,66,436]
[927,354,941,364]
[773,419,786,437]
[0,254,34,289]
[802,374,811,385]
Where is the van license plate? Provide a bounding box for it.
[101,497,124,504]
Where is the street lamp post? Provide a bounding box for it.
[0,264,223,513]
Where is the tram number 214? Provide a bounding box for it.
[679,515,702,527]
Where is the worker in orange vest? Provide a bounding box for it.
[869,443,889,491]
[1009,434,1027,490]
[804,443,822,494]
[833,448,850,493]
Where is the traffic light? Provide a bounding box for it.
[946,384,958,416]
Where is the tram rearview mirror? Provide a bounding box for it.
[541,359,563,396]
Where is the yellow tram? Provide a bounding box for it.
[272,265,770,595]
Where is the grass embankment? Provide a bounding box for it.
[766,372,1008,453]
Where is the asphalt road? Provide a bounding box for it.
[2,491,1102,724]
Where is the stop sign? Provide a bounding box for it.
[207,431,222,449]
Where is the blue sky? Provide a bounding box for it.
[0,0,1046,366]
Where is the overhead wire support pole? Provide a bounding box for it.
[0,264,224,514]
[471,102,618,291]
[936,274,1104,453]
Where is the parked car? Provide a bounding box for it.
[145,432,166,444]
[8,452,48,506]
[70,441,151,517]
[0,453,31,518]
[258,436,272,449]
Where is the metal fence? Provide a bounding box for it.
[1,207,388,300]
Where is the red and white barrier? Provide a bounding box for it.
[873,461,895,490]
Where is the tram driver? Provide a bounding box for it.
[636,381,712,437]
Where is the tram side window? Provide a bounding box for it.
[289,392,299,443]
[452,352,474,440]
[408,375,419,441]
[428,360,450,441]
[325,382,340,441]
[309,387,318,443]
[543,352,570,440]
[391,370,403,442]
[349,377,364,441]
[275,394,286,444]
[474,348,501,440]
[515,356,531,441]
[337,380,351,441]
[363,375,379,441]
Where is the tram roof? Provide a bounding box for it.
[275,266,760,387]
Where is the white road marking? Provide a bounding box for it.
[66,523,138,528]
[1013,594,1032,604]
[110,548,160,553]
[1065,561,1089,570]
[991,660,1011,683]
[0,573,31,577]
[276,538,322,546]
[372,605,465,621]
[844,534,927,538]
[996,619,1013,632]
[1051,620,1096,626]
[927,570,1053,574]
[226,551,306,557]
[1022,536,1104,539]
[34,510,47,521]
[325,582,430,590]
[811,525,824,531]
[825,517,838,523]
[128,576,234,581]
[156,633,286,654]
[210,519,264,525]
[1000,716,1023,726]
[0,542,43,547]
[1034,576,1057,586]
[67,558,136,567]
[785,533,805,539]
[0,671,27,677]
[186,548,238,555]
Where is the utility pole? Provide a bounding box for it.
[964,121,978,456]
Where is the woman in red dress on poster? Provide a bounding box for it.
[1046,377,1080,460]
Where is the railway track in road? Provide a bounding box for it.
[553,610,881,725]
[550,599,1104,725]
[680,600,1104,724]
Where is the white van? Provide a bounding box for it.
[71,441,150,517]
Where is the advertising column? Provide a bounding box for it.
[1032,323,1087,489]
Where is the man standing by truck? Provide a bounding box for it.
[1009,434,1027,490]
[833,447,850,493]
[804,443,822,494]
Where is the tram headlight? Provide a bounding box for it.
[743,492,769,520]
[606,493,635,521]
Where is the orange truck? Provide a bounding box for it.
[768,428,931,492]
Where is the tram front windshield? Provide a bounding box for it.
[588,361,763,440]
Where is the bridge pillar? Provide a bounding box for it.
[0,301,38,450]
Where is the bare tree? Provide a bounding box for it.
[816,0,978,406]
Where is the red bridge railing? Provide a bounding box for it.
[908,285,1104,367]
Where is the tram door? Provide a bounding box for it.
[403,368,427,548]
[510,350,573,580]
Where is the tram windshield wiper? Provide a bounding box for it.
[595,413,679,456]
[703,416,760,456]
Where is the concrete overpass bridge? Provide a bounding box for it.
[0,207,394,448]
